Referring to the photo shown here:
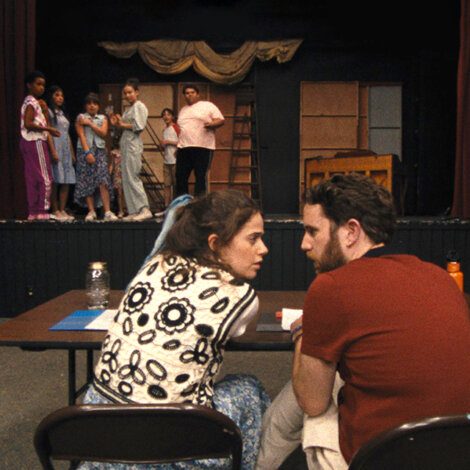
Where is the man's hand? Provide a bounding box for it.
[290,317,303,343]
[204,118,224,129]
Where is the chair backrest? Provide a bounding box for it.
[34,403,243,470]
[348,414,470,470]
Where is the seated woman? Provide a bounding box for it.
[80,189,270,470]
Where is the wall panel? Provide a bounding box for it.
[2,219,470,317]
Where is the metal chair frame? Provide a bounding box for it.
[349,414,470,470]
[34,403,243,470]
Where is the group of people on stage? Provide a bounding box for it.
[19,71,224,222]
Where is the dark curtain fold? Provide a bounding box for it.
[0,0,35,219]
[452,0,470,218]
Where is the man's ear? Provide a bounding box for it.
[207,233,219,252]
[344,218,362,247]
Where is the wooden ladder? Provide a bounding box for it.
[141,122,165,212]
[228,84,262,209]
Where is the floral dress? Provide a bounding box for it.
[74,113,113,208]
[48,109,76,184]
[78,254,271,470]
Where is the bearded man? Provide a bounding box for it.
[256,173,470,470]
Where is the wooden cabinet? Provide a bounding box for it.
[304,154,394,191]
[300,81,402,204]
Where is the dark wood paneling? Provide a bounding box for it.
[2,218,470,317]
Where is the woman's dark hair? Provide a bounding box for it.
[124,77,140,90]
[161,107,176,119]
[46,85,69,125]
[162,190,260,270]
[25,70,45,85]
[306,173,396,244]
[182,83,199,94]
[84,92,100,105]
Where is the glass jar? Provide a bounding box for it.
[85,261,110,309]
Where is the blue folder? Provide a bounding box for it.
[49,309,104,331]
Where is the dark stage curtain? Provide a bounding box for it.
[0,0,35,219]
[452,0,470,218]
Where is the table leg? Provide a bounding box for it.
[86,349,94,383]
[68,349,76,406]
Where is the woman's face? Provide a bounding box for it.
[85,100,99,116]
[217,212,268,280]
[52,89,64,108]
[123,85,138,104]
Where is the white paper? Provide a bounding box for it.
[85,309,118,330]
[281,308,303,331]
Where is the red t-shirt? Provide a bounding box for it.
[301,254,470,463]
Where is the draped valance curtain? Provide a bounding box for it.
[98,39,303,85]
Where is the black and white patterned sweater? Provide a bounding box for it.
[93,254,258,406]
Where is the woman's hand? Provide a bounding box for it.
[48,127,61,138]
[109,113,119,126]
[79,116,92,126]
[110,113,122,127]
[85,152,95,165]
[51,150,60,163]
[38,99,49,115]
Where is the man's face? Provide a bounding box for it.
[301,204,348,273]
[183,87,200,105]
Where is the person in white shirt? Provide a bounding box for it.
[160,108,180,207]
[176,84,224,196]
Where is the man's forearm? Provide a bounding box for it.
[292,337,336,417]
[205,118,224,129]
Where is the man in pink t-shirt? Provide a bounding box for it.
[176,84,224,196]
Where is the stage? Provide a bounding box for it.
[2,215,470,317]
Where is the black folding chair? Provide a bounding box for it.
[34,403,243,469]
[349,414,470,470]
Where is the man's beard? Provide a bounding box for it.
[316,229,348,273]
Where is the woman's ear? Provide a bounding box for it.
[207,233,219,252]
